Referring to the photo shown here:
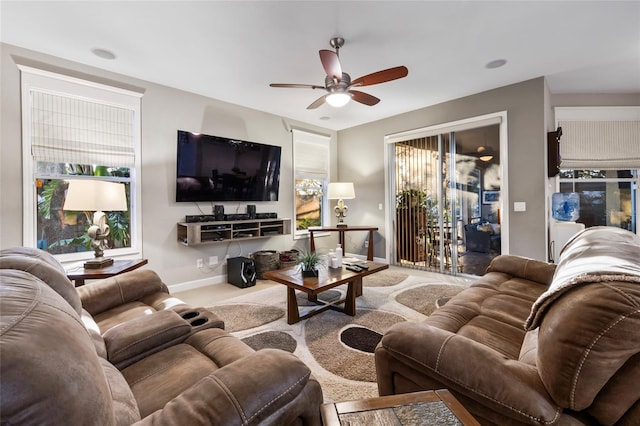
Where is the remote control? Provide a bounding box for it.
[346,265,361,272]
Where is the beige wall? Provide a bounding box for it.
[0,43,337,288]
[3,42,637,285]
[339,78,549,260]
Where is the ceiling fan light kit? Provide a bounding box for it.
[270,37,408,110]
[326,92,351,107]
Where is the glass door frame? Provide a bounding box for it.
[384,111,509,272]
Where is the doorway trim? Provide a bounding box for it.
[383,111,509,266]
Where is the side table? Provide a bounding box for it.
[66,258,148,286]
[321,389,480,426]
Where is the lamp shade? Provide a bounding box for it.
[327,182,355,200]
[63,180,128,211]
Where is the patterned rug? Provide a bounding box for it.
[207,269,471,402]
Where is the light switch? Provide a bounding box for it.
[514,202,526,212]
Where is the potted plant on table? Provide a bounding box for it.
[297,250,323,277]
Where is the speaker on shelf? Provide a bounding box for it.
[247,204,256,219]
[227,256,256,288]
[214,205,225,221]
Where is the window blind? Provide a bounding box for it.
[292,129,330,179]
[30,91,136,167]
[558,120,640,170]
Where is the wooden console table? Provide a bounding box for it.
[66,258,148,286]
[308,226,378,261]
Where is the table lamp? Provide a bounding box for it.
[63,180,128,268]
[327,182,355,227]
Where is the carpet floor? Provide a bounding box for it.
[207,269,471,403]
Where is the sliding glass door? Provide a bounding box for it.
[390,123,502,275]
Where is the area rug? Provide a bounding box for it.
[207,269,471,402]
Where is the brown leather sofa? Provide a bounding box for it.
[1,246,224,333]
[1,248,323,425]
[376,226,640,425]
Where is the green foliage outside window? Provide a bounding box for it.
[36,163,131,254]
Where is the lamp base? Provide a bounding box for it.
[84,257,114,269]
[336,223,348,227]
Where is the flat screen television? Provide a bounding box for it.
[176,130,281,202]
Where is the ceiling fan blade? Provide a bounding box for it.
[307,94,328,110]
[270,83,325,89]
[351,66,408,87]
[319,49,342,81]
[349,90,380,106]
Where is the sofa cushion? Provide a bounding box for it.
[0,269,118,424]
[122,328,255,417]
[425,258,552,359]
[99,358,141,424]
[0,253,81,314]
[537,281,640,425]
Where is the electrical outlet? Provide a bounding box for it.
[209,256,218,265]
[197,258,204,268]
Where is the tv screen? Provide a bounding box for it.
[176,130,281,202]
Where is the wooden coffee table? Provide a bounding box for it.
[321,389,480,426]
[263,262,388,324]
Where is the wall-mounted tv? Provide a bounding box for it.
[176,130,281,202]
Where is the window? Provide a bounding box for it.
[554,107,640,235]
[558,169,638,233]
[292,129,330,237]
[20,66,142,262]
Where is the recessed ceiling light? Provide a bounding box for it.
[91,48,116,60]
[485,59,507,69]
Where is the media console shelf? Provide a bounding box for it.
[177,218,291,246]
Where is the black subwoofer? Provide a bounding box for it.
[227,256,256,288]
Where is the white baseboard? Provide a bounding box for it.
[169,253,386,293]
[344,252,386,263]
[168,275,226,293]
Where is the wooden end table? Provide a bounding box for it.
[263,261,388,324]
[321,389,480,426]
[66,258,148,286]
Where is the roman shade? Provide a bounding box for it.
[30,90,136,167]
[292,129,330,179]
[557,107,640,170]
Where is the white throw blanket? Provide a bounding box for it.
[525,226,640,330]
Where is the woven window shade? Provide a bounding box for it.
[293,129,329,179]
[558,120,640,170]
[31,91,136,167]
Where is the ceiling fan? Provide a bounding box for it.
[269,37,408,109]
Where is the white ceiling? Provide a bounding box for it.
[2,1,639,131]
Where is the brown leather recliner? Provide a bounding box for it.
[1,249,323,425]
[0,246,224,334]
[376,227,640,425]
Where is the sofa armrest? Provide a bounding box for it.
[376,322,562,425]
[137,349,323,426]
[104,309,192,369]
[77,269,170,316]
[486,255,556,285]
